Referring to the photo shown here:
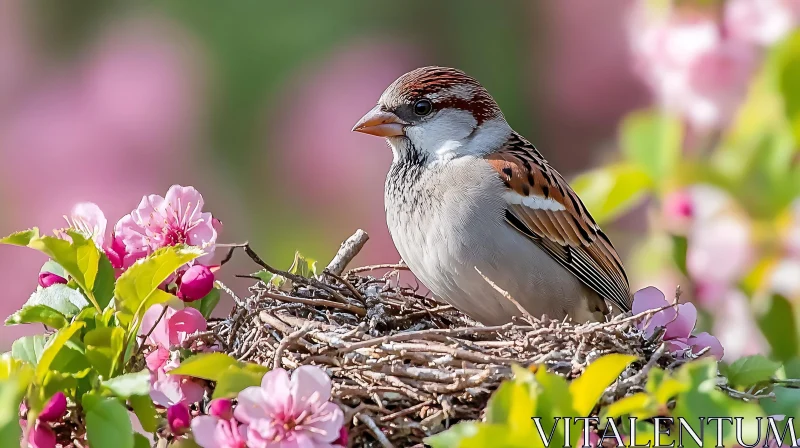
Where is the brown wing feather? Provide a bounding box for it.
[485,132,631,312]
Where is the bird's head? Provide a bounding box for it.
[352,66,512,163]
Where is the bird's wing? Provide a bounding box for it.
[484,132,631,312]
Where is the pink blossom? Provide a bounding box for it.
[208,398,234,420]
[38,392,66,423]
[37,272,67,288]
[632,287,724,360]
[576,429,601,448]
[150,365,205,408]
[726,0,800,46]
[140,305,207,350]
[64,202,107,247]
[140,305,207,407]
[28,421,56,448]
[234,366,345,448]
[191,416,248,448]
[629,7,757,129]
[114,185,217,268]
[168,402,192,435]
[178,265,215,302]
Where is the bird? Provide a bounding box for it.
[352,66,631,325]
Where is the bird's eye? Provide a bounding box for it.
[413,99,433,116]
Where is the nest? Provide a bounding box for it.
[212,230,683,448]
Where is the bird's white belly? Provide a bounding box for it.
[385,158,589,325]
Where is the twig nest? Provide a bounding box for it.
[212,265,676,447]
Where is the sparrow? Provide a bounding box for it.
[352,66,631,325]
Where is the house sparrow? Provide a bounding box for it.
[352,66,631,325]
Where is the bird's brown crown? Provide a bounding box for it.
[382,66,502,125]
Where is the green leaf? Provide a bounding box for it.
[130,394,159,433]
[168,352,241,381]
[757,294,799,362]
[724,355,781,388]
[671,235,689,277]
[11,335,46,366]
[49,343,91,378]
[620,110,683,185]
[5,304,68,328]
[645,368,688,404]
[19,284,88,316]
[133,434,151,448]
[777,31,800,145]
[114,245,202,328]
[0,365,33,448]
[36,321,85,381]
[84,327,125,379]
[0,228,40,246]
[102,370,151,398]
[288,251,318,278]
[28,233,107,310]
[187,287,221,319]
[569,354,636,416]
[672,359,766,447]
[213,363,269,399]
[600,393,658,421]
[571,164,653,224]
[533,368,578,447]
[84,396,134,448]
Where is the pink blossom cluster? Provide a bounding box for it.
[632,286,724,360]
[139,305,208,416]
[20,392,67,448]
[41,185,220,302]
[629,0,799,129]
[184,366,346,448]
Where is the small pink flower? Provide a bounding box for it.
[208,398,233,420]
[191,416,248,448]
[633,287,724,360]
[150,366,205,407]
[629,7,757,129]
[178,265,215,302]
[140,305,207,350]
[168,402,192,435]
[726,0,800,46]
[234,366,345,448]
[29,421,56,448]
[114,185,217,268]
[38,392,67,423]
[38,272,67,288]
[64,202,107,248]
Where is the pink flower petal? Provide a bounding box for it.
[632,286,668,314]
[169,307,207,346]
[664,303,697,340]
[140,305,173,348]
[689,332,725,360]
[69,202,108,247]
[145,346,170,372]
[234,386,271,424]
[292,365,333,406]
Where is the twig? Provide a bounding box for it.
[262,290,367,316]
[347,264,409,274]
[325,229,369,276]
[273,323,313,370]
[134,305,168,358]
[323,269,365,303]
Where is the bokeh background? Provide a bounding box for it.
[2,0,799,369]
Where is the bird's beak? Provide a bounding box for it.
[352,105,407,137]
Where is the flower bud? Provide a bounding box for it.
[29,421,56,448]
[177,265,214,302]
[208,398,233,420]
[337,426,349,447]
[38,392,67,422]
[167,402,191,435]
[38,272,67,288]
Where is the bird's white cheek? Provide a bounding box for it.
[405,109,477,160]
